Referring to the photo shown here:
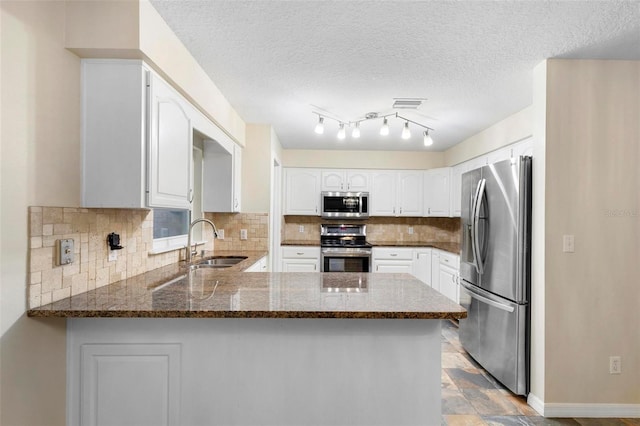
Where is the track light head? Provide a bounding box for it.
[380,118,389,136]
[337,123,346,140]
[423,130,433,147]
[401,121,411,140]
[314,116,324,135]
[352,122,361,138]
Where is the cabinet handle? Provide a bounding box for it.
[188,188,194,203]
[376,265,379,271]
[297,252,304,255]
[400,207,403,214]
[314,264,316,271]
[390,253,398,257]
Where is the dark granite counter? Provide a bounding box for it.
[27,249,465,320]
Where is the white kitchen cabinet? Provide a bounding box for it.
[423,168,450,217]
[82,59,192,209]
[245,255,268,272]
[284,168,321,215]
[435,250,460,303]
[430,250,440,292]
[370,171,423,217]
[412,248,432,286]
[372,247,414,273]
[321,170,370,192]
[281,246,320,272]
[203,142,242,212]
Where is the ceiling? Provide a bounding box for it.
[149,1,640,152]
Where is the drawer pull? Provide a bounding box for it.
[390,253,398,257]
[297,252,304,255]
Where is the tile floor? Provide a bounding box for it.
[440,320,639,426]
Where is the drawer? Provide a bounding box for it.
[438,250,460,268]
[281,246,320,259]
[372,247,414,260]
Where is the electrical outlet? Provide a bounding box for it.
[609,356,621,374]
[240,229,248,240]
[108,250,117,262]
[299,225,305,233]
[217,229,225,240]
[562,235,575,253]
[408,227,414,235]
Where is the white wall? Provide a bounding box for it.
[543,59,639,405]
[282,149,444,170]
[1,2,73,424]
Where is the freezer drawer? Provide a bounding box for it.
[458,281,529,395]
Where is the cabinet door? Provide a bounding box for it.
[370,171,397,216]
[424,168,450,217]
[431,251,440,292]
[346,171,370,192]
[282,260,319,272]
[148,73,192,209]
[412,249,432,286]
[321,170,345,191]
[449,164,465,217]
[373,260,413,274]
[397,172,423,216]
[284,169,321,215]
[232,144,242,212]
[439,265,458,303]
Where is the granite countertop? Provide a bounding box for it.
[27,250,466,320]
[281,240,460,254]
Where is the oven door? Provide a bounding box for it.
[321,248,371,272]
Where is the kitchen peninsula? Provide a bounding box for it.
[29,253,466,426]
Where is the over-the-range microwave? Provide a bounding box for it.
[321,191,369,219]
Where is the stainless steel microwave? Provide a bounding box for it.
[321,191,369,219]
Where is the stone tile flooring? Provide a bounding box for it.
[440,320,640,426]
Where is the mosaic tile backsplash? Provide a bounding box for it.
[28,207,183,309]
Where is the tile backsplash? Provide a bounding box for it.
[283,215,461,244]
[205,213,269,251]
[28,207,181,309]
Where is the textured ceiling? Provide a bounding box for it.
[149,0,640,151]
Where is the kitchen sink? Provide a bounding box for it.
[189,264,232,270]
[198,256,247,266]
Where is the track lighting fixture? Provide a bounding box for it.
[379,118,390,136]
[352,122,360,138]
[314,116,324,134]
[311,111,434,147]
[423,130,433,147]
[401,121,411,140]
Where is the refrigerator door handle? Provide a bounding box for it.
[461,281,515,313]
[472,178,486,275]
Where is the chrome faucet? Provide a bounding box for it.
[186,218,219,263]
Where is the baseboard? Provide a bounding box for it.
[527,393,640,418]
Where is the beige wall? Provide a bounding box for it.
[1,2,72,424]
[444,106,533,166]
[243,124,274,213]
[65,0,246,146]
[282,149,444,170]
[543,60,639,404]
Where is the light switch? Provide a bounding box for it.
[562,235,575,253]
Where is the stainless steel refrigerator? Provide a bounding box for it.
[458,156,532,396]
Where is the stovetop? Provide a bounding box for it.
[321,239,372,248]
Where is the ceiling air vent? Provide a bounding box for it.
[392,98,426,109]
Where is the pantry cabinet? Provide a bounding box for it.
[321,170,370,192]
[284,169,321,215]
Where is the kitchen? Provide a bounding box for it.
[2,1,639,426]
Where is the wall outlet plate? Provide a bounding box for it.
[240,229,248,240]
[108,250,117,262]
[218,229,225,240]
[57,239,74,265]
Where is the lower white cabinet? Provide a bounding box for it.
[281,246,320,272]
[431,250,460,303]
[244,255,268,272]
[412,248,432,286]
[372,248,414,273]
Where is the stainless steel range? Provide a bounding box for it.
[320,224,372,272]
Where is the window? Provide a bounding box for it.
[153,209,189,239]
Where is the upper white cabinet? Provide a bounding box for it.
[203,142,242,212]
[82,60,192,209]
[321,170,370,192]
[284,168,321,215]
[423,168,450,217]
[370,171,423,216]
